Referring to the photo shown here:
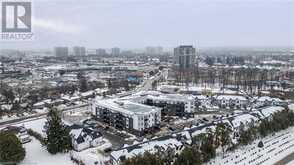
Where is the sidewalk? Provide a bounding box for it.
[275,152,294,165]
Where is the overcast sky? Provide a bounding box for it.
[0,0,293,50]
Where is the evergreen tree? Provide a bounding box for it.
[0,132,25,163]
[102,92,106,98]
[122,151,165,165]
[258,141,264,148]
[152,80,158,90]
[174,146,202,165]
[215,123,232,153]
[77,72,88,92]
[1,88,15,104]
[45,108,72,154]
[157,146,175,164]
[258,119,270,137]
[200,129,216,162]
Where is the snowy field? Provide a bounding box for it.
[208,126,294,165]
[20,138,72,165]
[20,137,110,165]
[14,118,73,165]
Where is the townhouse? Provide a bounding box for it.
[214,95,248,109]
[110,135,184,165]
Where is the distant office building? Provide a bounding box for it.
[120,50,134,56]
[54,47,69,57]
[146,46,163,55]
[173,45,196,69]
[73,46,86,56]
[96,48,106,56]
[111,47,120,56]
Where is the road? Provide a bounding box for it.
[0,69,166,127]
[139,69,168,91]
[0,103,90,128]
[117,69,167,98]
[275,152,294,165]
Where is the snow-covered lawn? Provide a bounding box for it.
[207,126,294,165]
[14,118,112,165]
[15,119,73,165]
[70,139,112,165]
[20,138,73,165]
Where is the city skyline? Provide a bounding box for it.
[0,1,294,165]
[0,0,293,49]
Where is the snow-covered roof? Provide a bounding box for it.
[195,95,209,100]
[80,91,94,97]
[230,114,259,128]
[255,96,282,102]
[159,85,222,94]
[94,98,161,116]
[33,99,52,107]
[215,95,247,101]
[111,137,183,162]
[70,125,102,144]
[259,106,285,118]
[133,90,162,97]
[94,88,108,93]
[146,94,194,103]
[61,95,80,101]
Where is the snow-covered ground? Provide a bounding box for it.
[207,126,294,165]
[15,118,73,165]
[20,138,72,165]
[70,139,112,165]
[287,159,294,165]
[14,117,111,165]
[3,103,294,165]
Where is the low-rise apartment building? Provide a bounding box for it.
[214,95,248,109]
[142,94,195,117]
[92,98,161,136]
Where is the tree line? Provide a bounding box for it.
[173,66,283,94]
[122,108,294,165]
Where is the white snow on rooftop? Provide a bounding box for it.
[195,95,209,100]
[95,99,160,115]
[260,106,284,118]
[111,138,182,162]
[256,96,282,102]
[146,93,194,102]
[216,95,247,101]
[231,114,258,128]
